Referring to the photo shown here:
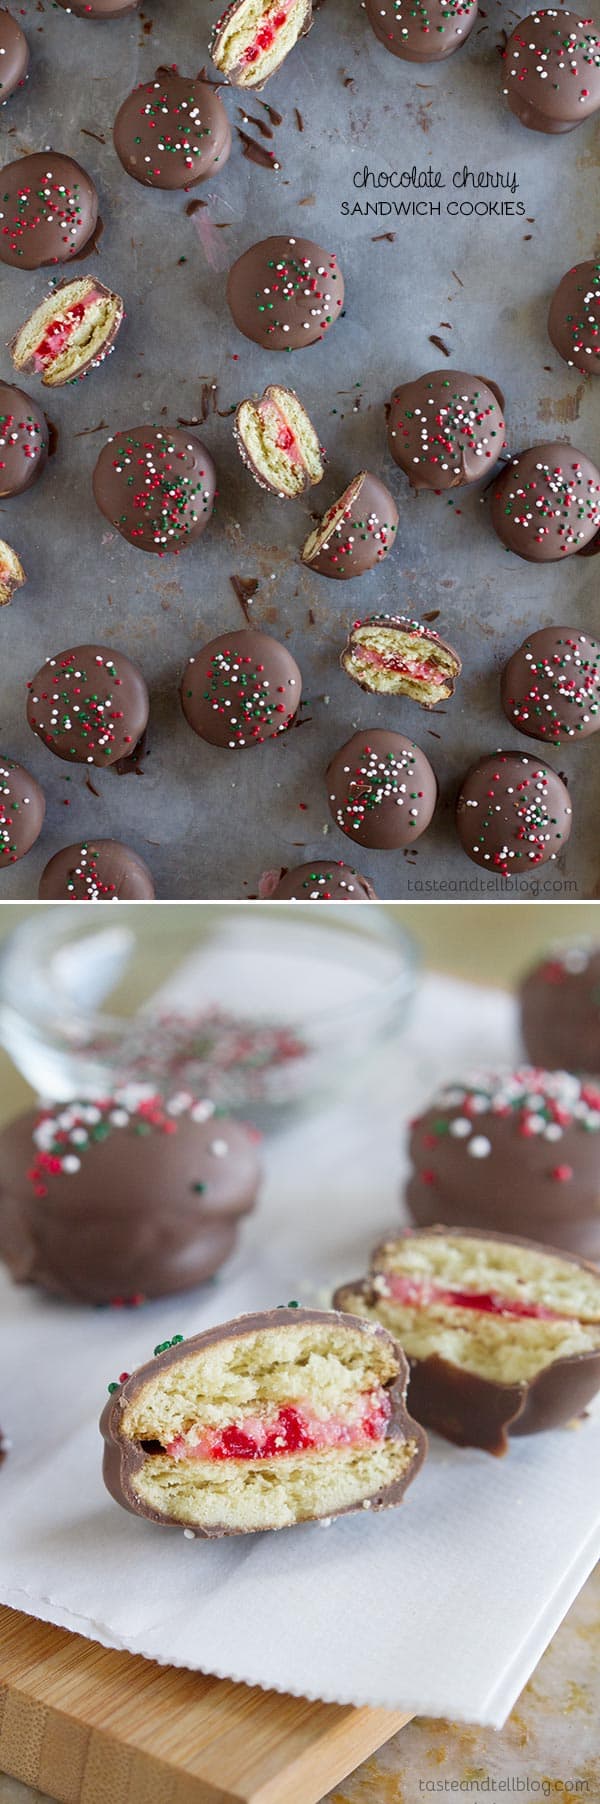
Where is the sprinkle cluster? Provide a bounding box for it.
[0,761,30,863]
[187,646,298,747]
[503,12,600,115]
[0,168,86,260]
[27,652,127,762]
[0,405,45,472]
[331,741,425,833]
[499,454,600,551]
[254,240,341,341]
[459,754,571,873]
[505,632,600,739]
[27,1088,222,1198]
[556,261,600,368]
[416,1068,600,1177]
[108,429,212,550]
[127,72,216,180]
[391,378,504,477]
[313,491,397,566]
[380,0,475,44]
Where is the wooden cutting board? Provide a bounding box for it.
[0,1607,411,1804]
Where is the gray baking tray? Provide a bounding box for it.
[0,0,598,899]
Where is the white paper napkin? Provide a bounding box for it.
[1,975,599,1727]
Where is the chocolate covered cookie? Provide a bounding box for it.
[0,382,48,496]
[365,0,477,62]
[259,861,377,899]
[548,260,600,375]
[387,370,505,490]
[341,615,461,707]
[93,426,216,554]
[182,629,301,749]
[11,277,124,387]
[101,1307,426,1535]
[227,237,344,351]
[114,67,231,188]
[234,385,324,497]
[0,757,45,864]
[0,1091,261,1304]
[0,9,28,99]
[327,728,437,848]
[210,0,312,89]
[335,1228,600,1455]
[301,473,398,578]
[0,152,98,268]
[405,1068,600,1261]
[456,750,572,876]
[502,11,600,134]
[27,643,149,766]
[520,946,600,1075]
[501,627,600,743]
[490,443,600,560]
[38,839,155,899]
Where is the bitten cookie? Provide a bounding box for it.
[234,385,324,497]
[100,1307,426,1535]
[341,615,461,708]
[335,1227,600,1455]
[210,0,313,89]
[11,277,124,387]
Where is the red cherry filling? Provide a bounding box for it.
[33,293,99,371]
[165,1390,391,1461]
[358,645,447,687]
[241,6,290,64]
[383,1273,570,1322]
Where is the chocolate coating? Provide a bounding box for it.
[0,152,98,268]
[456,750,572,876]
[490,442,600,560]
[0,1094,261,1304]
[365,0,477,62]
[335,1228,600,1456]
[387,369,505,490]
[0,382,48,496]
[27,643,149,767]
[181,629,302,749]
[0,9,29,99]
[301,472,398,579]
[56,0,140,16]
[327,728,437,849]
[0,757,45,864]
[100,1307,427,1535]
[38,838,155,900]
[501,626,600,743]
[227,236,345,351]
[259,861,377,899]
[502,11,600,134]
[519,944,600,1076]
[93,425,216,555]
[405,1071,600,1261]
[114,67,231,189]
[548,259,600,375]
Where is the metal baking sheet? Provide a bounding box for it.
[0,0,598,900]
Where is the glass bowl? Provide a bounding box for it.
[0,905,419,1126]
